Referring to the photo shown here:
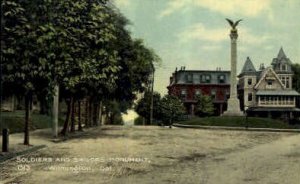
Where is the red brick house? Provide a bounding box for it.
[167,67,231,116]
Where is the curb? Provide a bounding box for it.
[172,123,300,133]
[0,145,47,163]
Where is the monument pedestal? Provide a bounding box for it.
[223,98,244,116]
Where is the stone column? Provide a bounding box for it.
[223,29,243,116]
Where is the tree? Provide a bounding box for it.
[160,95,185,126]
[2,0,55,145]
[135,91,161,124]
[195,94,214,117]
[292,63,300,92]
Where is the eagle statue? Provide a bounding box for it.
[226,18,242,30]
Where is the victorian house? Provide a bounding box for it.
[167,67,230,115]
[238,47,300,119]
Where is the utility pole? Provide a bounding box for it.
[52,85,59,138]
[150,63,155,125]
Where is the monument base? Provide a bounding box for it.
[222,98,244,116]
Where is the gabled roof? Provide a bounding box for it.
[254,67,285,89]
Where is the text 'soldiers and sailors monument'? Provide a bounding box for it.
[223,19,244,116]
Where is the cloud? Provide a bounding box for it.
[178,23,271,46]
[113,0,131,7]
[178,23,227,42]
[159,0,188,18]
[238,27,271,45]
[159,0,272,18]
[201,45,222,51]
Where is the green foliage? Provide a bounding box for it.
[160,95,185,125]
[0,111,64,134]
[134,91,161,124]
[134,116,144,125]
[1,0,161,137]
[195,94,214,117]
[292,63,300,92]
[104,100,124,125]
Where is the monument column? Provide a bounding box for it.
[223,19,243,116]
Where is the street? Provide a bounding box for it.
[1,126,300,184]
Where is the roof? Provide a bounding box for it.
[277,47,287,60]
[176,70,230,73]
[271,47,292,66]
[256,90,300,96]
[254,67,285,89]
[241,57,256,73]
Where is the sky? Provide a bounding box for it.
[113,0,300,95]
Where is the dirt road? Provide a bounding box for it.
[1,126,300,184]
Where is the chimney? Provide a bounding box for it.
[259,63,265,70]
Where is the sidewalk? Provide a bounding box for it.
[173,123,300,133]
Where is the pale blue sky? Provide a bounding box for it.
[113,0,300,95]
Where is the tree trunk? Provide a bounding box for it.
[70,99,76,132]
[85,97,89,127]
[24,93,31,145]
[52,85,59,138]
[98,101,103,126]
[110,113,114,124]
[60,97,73,136]
[78,100,83,131]
[93,102,99,126]
[88,98,93,126]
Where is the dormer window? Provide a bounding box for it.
[185,74,193,83]
[200,74,211,83]
[281,64,287,71]
[218,75,225,83]
[205,75,211,83]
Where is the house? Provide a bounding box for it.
[167,67,230,115]
[238,47,300,119]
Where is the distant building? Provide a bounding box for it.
[167,67,230,115]
[238,47,300,119]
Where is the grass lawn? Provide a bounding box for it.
[177,116,300,129]
[0,110,64,134]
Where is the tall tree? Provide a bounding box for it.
[2,0,54,145]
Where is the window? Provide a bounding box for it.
[195,89,201,96]
[225,91,230,100]
[186,74,193,83]
[266,80,273,89]
[200,75,206,83]
[286,77,290,88]
[200,74,211,83]
[205,75,211,83]
[282,64,287,71]
[211,90,216,100]
[219,75,225,83]
[181,89,187,99]
[248,93,253,101]
[248,78,252,85]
